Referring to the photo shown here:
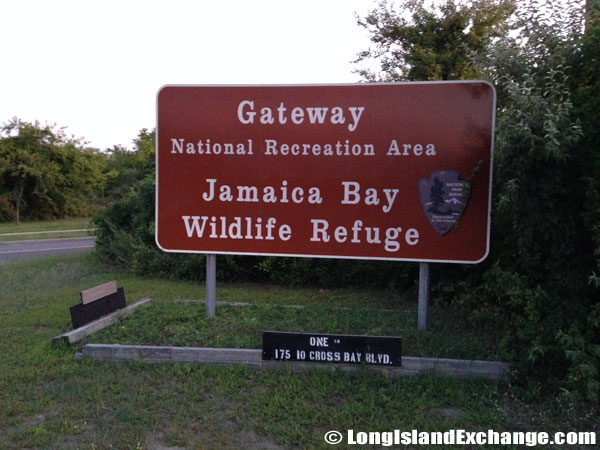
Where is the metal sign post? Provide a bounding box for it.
[418,262,430,330]
[206,254,216,317]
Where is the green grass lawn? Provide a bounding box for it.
[0,217,94,241]
[0,253,596,449]
[89,297,501,360]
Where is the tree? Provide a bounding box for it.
[101,129,155,204]
[0,119,106,222]
[0,145,33,223]
[355,0,516,81]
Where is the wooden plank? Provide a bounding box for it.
[52,298,151,346]
[70,288,126,328]
[81,281,117,305]
[79,344,510,380]
[171,347,262,364]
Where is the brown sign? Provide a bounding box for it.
[156,82,495,263]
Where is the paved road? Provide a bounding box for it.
[0,237,96,262]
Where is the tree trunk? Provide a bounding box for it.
[14,185,24,225]
[587,0,600,31]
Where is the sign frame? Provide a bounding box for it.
[156,81,496,264]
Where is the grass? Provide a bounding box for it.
[89,300,501,360]
[0,253,597,449]
[0,217,94,241]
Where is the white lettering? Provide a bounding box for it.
[238,100,256,124]
[203,179,216,201]
[260,107,274,124]
[291,107,304,124]
[171,138,184,154]
[348,106,365,131]
[310,219,420,253]
[341,182,360,205]
[383,189,399,213]
[237,101,365,131]
[182,216,207,237]
[306,107,328,124]
[310,219,330,242]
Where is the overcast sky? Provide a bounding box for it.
[1,0,377,150]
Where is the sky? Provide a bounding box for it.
[1,0,378,151]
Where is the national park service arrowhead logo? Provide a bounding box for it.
[418,170,471,236]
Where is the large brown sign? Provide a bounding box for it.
[156,82,495,263]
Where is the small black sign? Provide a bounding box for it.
[69,287,126,329]
[262,331,402,367]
